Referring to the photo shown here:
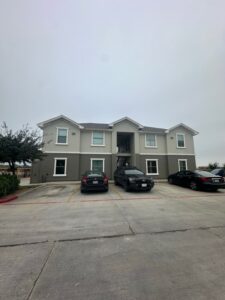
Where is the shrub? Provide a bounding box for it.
[0,174,20,197]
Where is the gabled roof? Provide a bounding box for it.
[143,126,166,134]
[165,123,199,136]
[37,115,84,129]
[109,117,144,129]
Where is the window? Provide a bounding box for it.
[91,159,105,172]
[145,134,157,147]
[146,159,159,175]
[178,159,187,171]
[57,128,68,144]
[176,133,185,148]
[92,131,105,146]
[54,158,67,176]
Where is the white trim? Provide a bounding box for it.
[140,153,195,156]
[145,134,157,148]
[53,158,67,176]
[166,123,198,135]
[45,151,80,154]
[38,115,84,129]
[146,159,159,175]
[82,152,111,155]
[45,151,194,156]
[90,158,105,172]
[44,151,112,155]
[176,133,185,148]
[56,127,69,145]
[178,159,188,171]
[91,131,105,147]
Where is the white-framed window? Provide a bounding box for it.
[56,128,68,144]
[91,158,105,172]
[146,159,159,175]
[92,131,105,146]
[145,134,157,148]
[176,133,185,148]
[54,158,67,176]
[178,159,188,171]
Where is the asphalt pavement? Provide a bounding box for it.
[1,183,225,300]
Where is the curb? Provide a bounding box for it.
[0,195,18,204]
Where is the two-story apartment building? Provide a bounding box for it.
[31,115,198,183]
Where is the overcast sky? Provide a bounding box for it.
[1,0,225,166]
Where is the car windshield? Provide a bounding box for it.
[195,170,217,177]
[86,171,103,177]
[124,169,144,175]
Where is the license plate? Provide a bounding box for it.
[142,183,147,187]
[213,179,219,183]
[93,181,98,184]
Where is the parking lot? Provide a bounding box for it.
[1,183,225,300]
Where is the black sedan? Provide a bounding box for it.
[114,166,154,192]
[168,170,225,191]
[80,171,108,193]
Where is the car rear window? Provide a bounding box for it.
[87,172,103,177]
[195,170,218,177]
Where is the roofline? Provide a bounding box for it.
[165,123,199,135]
[37,115,84,129]
[109,117,144,129]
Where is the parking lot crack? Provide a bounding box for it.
[26,242,56,300]
[112,201,136,235]
[138,224,225,236]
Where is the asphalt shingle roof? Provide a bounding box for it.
[79,123,166,133]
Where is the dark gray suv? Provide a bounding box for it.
[114,166,154,192]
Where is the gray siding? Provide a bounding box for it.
[167,155,196,175]
[42,119,81,153]
[138,155,169,179]
[166,127,195,154]
[79,154,112,178]
[31,153,80,183]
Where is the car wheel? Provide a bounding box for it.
[190,181,197,190]
[147,187,152,192]
[168,178,173,184]
[81,188,85,193]
[114,178,119,185]
[124,183,130,192]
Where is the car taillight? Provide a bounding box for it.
[104,176,108,184]
[200,177,210,182]
[82,176,88,184]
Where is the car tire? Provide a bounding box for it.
[124,183,130,192]
[114,178,119,185]
[147,187,152,192]
[190,181,197,190]
[81,189,85,193]
[168,178,173,184]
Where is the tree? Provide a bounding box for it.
[208,162,219,171]
[0,122,44,174]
